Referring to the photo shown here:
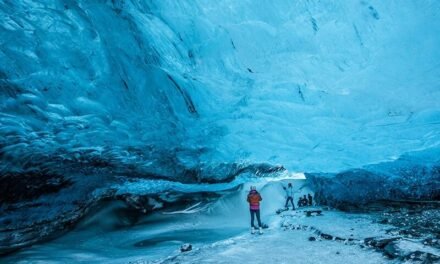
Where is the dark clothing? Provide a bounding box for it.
[285,196,295,209]
[301,196,308,207]
[298,198,307,207]
[308,194,313,206]
[250,209,262,228]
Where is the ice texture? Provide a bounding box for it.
[2,1,440,260]
[1,0,439,178]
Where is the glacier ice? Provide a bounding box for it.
[1,0,440,261]
[1,0,439,177]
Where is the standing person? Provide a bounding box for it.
[297,197,303,208]
[283,183,295,210]
[247,186,263,234]
[308,193,313,206]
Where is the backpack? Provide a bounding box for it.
[248,192,261,205]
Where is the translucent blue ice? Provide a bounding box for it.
[1,0,439,177]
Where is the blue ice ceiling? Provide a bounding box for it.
[1,0,439,178]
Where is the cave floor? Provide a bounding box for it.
[4,205,439,264]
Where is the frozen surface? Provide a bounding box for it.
[2,201,245,264]
[155,215,390,264]
[2,181,400,264]
[1,0,439,176]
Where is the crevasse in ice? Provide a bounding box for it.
[1,1,439,178]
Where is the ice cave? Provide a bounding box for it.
[0,0,439,263]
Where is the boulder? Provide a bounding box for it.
[180,243,192,252]
[320,233,333,240]
[403,251,440,263]
[383,242,400,259]
[364,237,400,249]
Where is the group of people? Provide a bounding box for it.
[283,183,313,209]
[246,183,314,234]
[297,193,313,208]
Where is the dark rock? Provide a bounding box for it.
[379,218,389,224]
[383,242,400,259]
[180,243,192,252]
[305,210,322,217]
[398,228,422,238]
[276,209,286,214]
[376,237,400,248]
[403,251,440,262]
[308,236,316,241]
[364,237,400,249]
[0,172,72,204]
[423,237,439,247]
[321,233,333,240]
[426,252,440,263]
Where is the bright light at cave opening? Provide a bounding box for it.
[261,171,306,183]
[291,172,306,179]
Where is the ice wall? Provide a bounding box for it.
[309,148,440,207]
[145,0,440,172]
[0,0,207,181]
[1,0,440,180]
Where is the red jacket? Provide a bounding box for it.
[247,190,262,210]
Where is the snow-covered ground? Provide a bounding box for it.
[153,210,392,264]
[6,180,436,264]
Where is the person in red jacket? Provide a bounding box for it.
[247,186,263,234]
